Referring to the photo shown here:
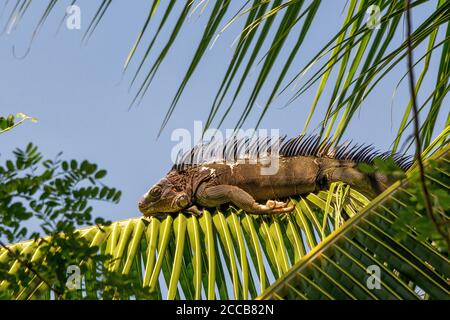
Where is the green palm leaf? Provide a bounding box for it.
[257,144,450,300]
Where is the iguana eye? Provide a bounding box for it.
[149,186,162,198]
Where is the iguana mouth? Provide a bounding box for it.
[138,199,153,214]
[139,204,161,217]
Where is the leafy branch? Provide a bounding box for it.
[0,113,37,135]
[405,0,450,250]
[0,143,154,299]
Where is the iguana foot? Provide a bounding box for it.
[266,200,291,209]
[185,205,203,217]
[249,200,294,215]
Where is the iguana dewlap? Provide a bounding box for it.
[138,135,412,216]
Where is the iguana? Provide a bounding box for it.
[138,135,412,216]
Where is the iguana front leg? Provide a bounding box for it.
[196,184,294,215]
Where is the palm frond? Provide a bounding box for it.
[0,181,369,300]
[4,1,448,148]
[257,143,450,300]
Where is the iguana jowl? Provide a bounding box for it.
[138,135,412,216]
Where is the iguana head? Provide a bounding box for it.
[138,170,191,216]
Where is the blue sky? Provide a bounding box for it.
[1,0,447,229]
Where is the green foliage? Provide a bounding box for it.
[0,115,15,132]
[358,154,449,252]
[0,144,153,299]
[392,159,450,251]
[358,156,407,180]
[0,143,120,242]
[0,113,37,135]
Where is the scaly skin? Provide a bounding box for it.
[138,155,394,216]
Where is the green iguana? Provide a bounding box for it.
[138,135,412,216]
